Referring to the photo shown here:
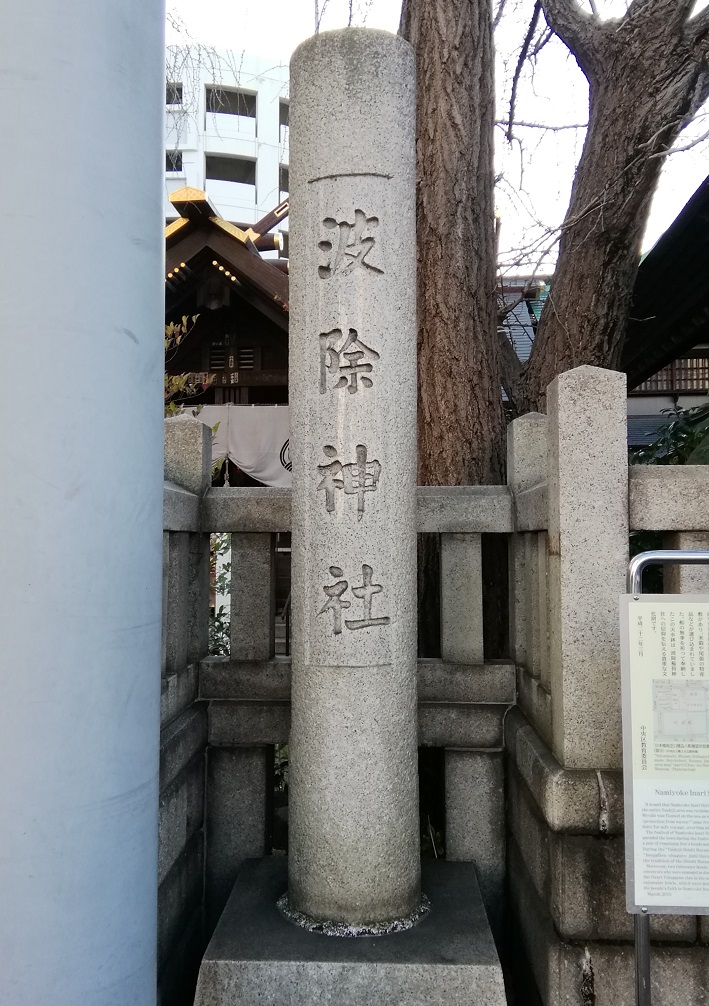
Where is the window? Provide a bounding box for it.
[206,86,256,118]
[166,82,183,105]
[166,150,183,173]
[209,341,226,370]
[206,155,256,186]
[279,165,289,196]
[279,100,289,127]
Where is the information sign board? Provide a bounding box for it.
[621,595,709,914]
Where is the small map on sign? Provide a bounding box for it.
[653,680,709,742]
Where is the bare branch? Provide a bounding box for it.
[493,0,508,31]
[495,119,588,130]
[539,0,599,73]
[498,293,525,322]
[507,2,542,142]
[530,26,554,56]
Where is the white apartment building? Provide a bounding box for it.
[164,48,289,249]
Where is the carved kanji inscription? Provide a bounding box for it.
[318,564,391,635]
[318,210,382,278]
[316,444,381,520]
[319,328,380,395]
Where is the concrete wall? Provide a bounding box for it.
[164,47,289,230]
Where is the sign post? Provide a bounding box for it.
[622,550,709,1006]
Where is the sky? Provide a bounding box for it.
[167,0,709,272]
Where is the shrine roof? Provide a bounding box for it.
[165,188,289,323]
[623,174,709,389]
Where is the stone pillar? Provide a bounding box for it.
[230,533,276,660]
[547,366,628,770]
[507,414,548,669]
[288,29,420,926]
[664,532,709,594]
[0,3,164,1004]
[440,533,484,664]
[445,750,505,927]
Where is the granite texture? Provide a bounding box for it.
[164,417,212,496]
[445,750,505,929]
[508,533,528,668]
[288,28,420,924]
[160,706,208,792]
[164,531,190,676]
[199,656,515,705]
[203,484,514,533]
[163,481,201,532]
[208,700,290,746]
[417,658,515,704]
[158,754,205,886]
[514,484,548,531]
[508,765,694,941]
[418,703,507,749]
[188,532,211,664]
[510,840,709,1006]
[516,665,553,746]
[203,487,292,532]
[664,531,709,593]
[158,830,204,969]
[161,662,199,729]
[416,485,513,533]
[206,747,271,926]
[629,465,709,531]
[547,366,628,770]
[193,858,506,1006]
[507,412,548,494]
[505,709,623,836]
[440,533,484,664]
[230,532,275,661]
[525,533,549,685]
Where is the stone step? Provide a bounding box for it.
[193,857,507,1006]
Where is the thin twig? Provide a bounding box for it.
[507,2,543,143]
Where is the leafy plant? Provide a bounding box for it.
[164,314,213,416]
[630,403,709,467]
[209,533,231,655]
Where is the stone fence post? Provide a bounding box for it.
[546,366,628,770]
[288,28,420,927]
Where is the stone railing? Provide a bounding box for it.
[159,364,709,1006]
[506,368,709,1006]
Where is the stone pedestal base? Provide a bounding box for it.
[194,858,507,1006]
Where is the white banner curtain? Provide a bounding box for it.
[191,404,291,487]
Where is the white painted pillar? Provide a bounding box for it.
[0,4,164,1004]
[288,29,420,927]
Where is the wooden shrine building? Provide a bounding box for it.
[165,187,289,405]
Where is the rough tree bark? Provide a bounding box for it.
[402,0,709,441]
[518,0,709,411]
[400,0,504,486]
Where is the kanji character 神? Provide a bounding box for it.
[316,444,382,520]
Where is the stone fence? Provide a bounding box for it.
[158,364,709,1006]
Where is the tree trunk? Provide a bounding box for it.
[401,0,503,486]
[524,1,708,411]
